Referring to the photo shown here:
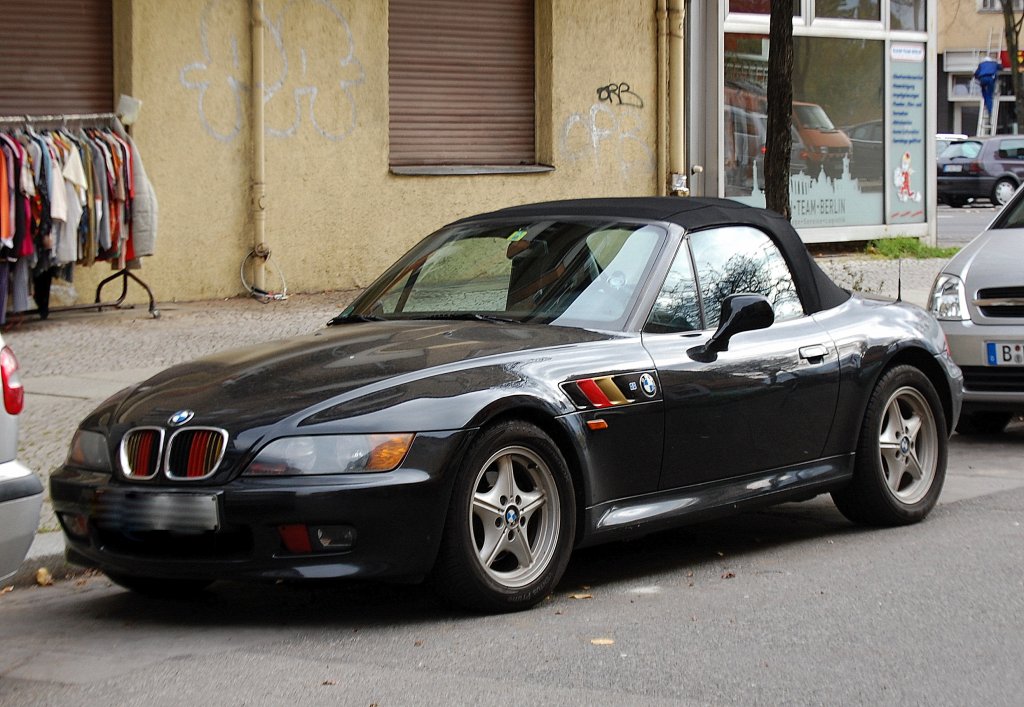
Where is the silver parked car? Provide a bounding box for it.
[0,335,40,583]
[931,192,1024,434]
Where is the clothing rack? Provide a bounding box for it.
[0,112,159,320]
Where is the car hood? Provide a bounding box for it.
[105,320,615,430]
[956,229,1022,287]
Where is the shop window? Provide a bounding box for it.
[816,1,879,21]
[725,33,888,228]
[979,0,1024,12]
[388,0,536,168]
[891,0,926,30]
[729,1,801,15]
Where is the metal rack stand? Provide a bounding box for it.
[0,112,160,320]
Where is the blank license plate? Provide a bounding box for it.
[944,164,963,173]
[95,490,221,532]
[986,342,1024,366]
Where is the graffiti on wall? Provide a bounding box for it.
[180,0,365,143]
[561,82,654,178]
[596,82,644,108]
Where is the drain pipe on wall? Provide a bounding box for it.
[667,0,689,196]
[248,0,270,295]
[656,0,668,196]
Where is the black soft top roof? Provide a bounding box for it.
[460,197,850,314]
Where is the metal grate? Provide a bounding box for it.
[976,287,1024,318]
[961,366,1024,393]
[120,428,163,480]
[166,428,228,480]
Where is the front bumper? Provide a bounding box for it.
[941,319,1024,413]
[50,430,469,583]
[0,460,43,582]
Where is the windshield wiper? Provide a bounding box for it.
[326,313,385,326]
[413,313,522,324]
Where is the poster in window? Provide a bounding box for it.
[888,43,926,224]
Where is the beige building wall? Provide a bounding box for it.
[79,0,661,304]
[937,0,1005,53]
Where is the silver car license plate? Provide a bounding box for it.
[986,341,1024,366]
[944,164,963,173]
[94,490,221,532]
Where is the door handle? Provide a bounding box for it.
[799,344,829,362]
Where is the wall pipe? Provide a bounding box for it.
[251,0,267,291]
[656,0,668,196]
[668,0,687,195]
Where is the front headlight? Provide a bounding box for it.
[67,430,113,472]
[243,434,414,476]
[930,274,970,321]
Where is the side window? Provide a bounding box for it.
[688,226,803,329]
[645,242,701,333]
[997,138,1024,159]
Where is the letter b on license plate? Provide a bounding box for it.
[986,342,1024,366]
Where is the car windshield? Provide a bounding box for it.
[339,220,667,330]
[794,104,835,130]
[941,141,982,159]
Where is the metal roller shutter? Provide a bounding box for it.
[0,0,114,116]
[389,0,536,167]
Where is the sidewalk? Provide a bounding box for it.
[4,257,947,587]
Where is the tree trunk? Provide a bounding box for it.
[1001,1,1024,135]
[765,0,794,219]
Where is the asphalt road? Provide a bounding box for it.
[1,475,1022,705]
[935,202,999,246]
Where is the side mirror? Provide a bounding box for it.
[688,294,774,362]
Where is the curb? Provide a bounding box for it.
[7,533,80,589]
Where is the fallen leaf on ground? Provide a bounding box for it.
[35,568,53,586]
[569,593,593,600]
[590,638,615,646]
[1,585,12,595]
[721,571,735,579]
[322,679,336,686]
[414,640,424,647]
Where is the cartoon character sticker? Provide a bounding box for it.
[893,151,922,203]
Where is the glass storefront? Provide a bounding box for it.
[716,0,933,237]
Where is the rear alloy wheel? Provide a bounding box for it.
[832,365,947,526]
[992,177,1017,206]
[432,421,575,613]
[105,572,212,598]
[956,411,1012,436]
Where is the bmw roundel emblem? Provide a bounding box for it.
[168,410,195,427]
[639,373,658,398]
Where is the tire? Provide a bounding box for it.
[832,365,947,526]
[106,572,212,598]
[992,177,1017,206]
[955,411,1012,436]
[431,421,575,613]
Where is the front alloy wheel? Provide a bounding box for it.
[875,385,938,506]
[469,446,560,588]
[432,421,574,612]
[833,365,947,526]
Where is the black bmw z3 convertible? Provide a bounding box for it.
[52,198,963,612]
